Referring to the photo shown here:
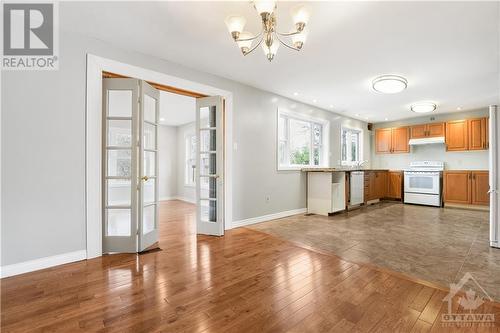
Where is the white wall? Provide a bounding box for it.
[371,109,489,170]
[158,125,178,200]
[2,14,369,266]
[176,122,196,203]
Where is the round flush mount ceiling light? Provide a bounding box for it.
[372,75,408,94]
[411,102,437,113]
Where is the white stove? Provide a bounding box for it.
[404,161,444,207]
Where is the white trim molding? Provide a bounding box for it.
[0,250,86,278]
[232,208,307,229]
[86,54,234,259]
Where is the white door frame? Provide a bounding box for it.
[85,54,234,259]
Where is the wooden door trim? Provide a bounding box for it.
[103,71,208,98]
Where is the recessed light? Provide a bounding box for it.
[457,106,462,111]
[312,99,317,103]
[355,113,360,117]
[329,104,334,108]
[160,118,165,121]
[293,92,299,96]
[372,75,408,94]
[411,102,437,113]
[384,118,388,121]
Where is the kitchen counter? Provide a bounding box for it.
[301,168,390,172]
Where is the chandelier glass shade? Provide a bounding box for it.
[225,1,311,61]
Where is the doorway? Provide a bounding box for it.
[86,54,233,258]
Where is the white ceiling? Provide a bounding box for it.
[159,91,195,127]
[63,1,499,122]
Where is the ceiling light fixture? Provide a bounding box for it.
[312,99,317,103]
[372,75,408,94]
[411,102,437,113]
[225,1,311,62]
[293,92,299,96]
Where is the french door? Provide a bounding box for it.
[196,96,225,236]
[102,78,160,253]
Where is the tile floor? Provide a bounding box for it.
[249,202,500,301]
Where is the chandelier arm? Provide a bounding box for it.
[274,32,300,51]
[243,37,264,56]
[236,31,263,42]
[276,30,301,37]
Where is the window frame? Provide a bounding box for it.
[340,125,363,166]
[277,109,330,171]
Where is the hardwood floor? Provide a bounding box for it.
[2,200,499,332]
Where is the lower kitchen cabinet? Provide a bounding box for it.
[387,171,403,199]
[471,171,490,205]
[444,171,489,206]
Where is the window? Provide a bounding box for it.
[341,127,362,165]
[278,110,329,170]
[185,134,196,186]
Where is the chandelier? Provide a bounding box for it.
[224,1,311,62]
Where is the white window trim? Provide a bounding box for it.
[184,132,196,187]
[340,125,363,166]
[277,108,330,171]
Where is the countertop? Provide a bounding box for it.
[301,168,393,172]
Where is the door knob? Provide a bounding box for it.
[141,176,149,181]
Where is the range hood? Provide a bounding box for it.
[408,137,445,145]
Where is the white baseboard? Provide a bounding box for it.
[1,250,86,278]
[232,208,307,229]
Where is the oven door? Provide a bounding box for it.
[404,172,440,195]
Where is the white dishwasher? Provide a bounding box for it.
[349,171,364,206]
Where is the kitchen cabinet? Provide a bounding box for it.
[468,118,487,151]
[410,124,427,139]
[392,127,410,153]
[375,128,392,153]
[428,123,446,137]
[374,171,387,198]
[364,171,388,201]
[443,171,470,204]
[444,171,489,206]
[446,120,469,151]
[410,122,445,139]
[471,171,489,205]
[387,171,403,199]
[375,127,409,154]
[445,117,488,151]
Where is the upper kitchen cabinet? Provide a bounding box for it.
[446,120,469,151]
[410,122,445,139]
[410,124,427,139]
[445,117,488,151]
[392,127,410,153]
[375,127,409,154]
[468,118,487,150]
[427,122,446,137]
[375,128,392,153]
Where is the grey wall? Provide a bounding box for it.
[176,122,196,203]
[158,125,178,200]
[371,109,490,170]
[2,18,368,266]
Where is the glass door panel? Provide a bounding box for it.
[138,81,159,251]
[196,96,224,236]
[102,79,139,253]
